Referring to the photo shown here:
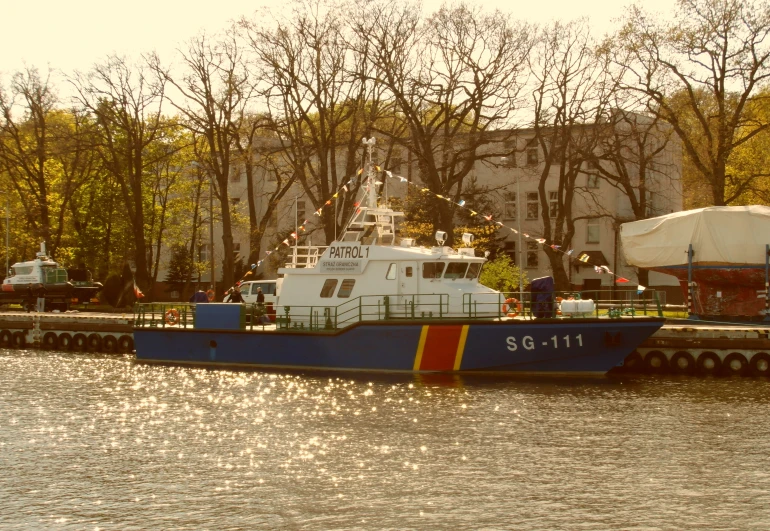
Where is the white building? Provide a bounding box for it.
[161,121,683,303]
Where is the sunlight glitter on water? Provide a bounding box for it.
[1,349,770,529]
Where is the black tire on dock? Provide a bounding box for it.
[644,350,669,373]
[670,351,696,375]
[87,333,103,352]
[722,353,748,377]
[118,335,134,353]
[72,333,87,352]
[749,352,770,377]
[622,351,644,372]
[58,333,72,351]
[0,329,12,348]
[11,331,26,348]
[103,335,117,353]
[696,351,722,376]
[43,332,59,350]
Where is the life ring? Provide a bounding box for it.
[206,289,215,302]
[164,308,181,326]
[502,297,522,317]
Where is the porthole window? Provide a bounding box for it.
[337,279,356,298]
[320,279,338,298]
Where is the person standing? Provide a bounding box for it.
[228,287,244,303]
[256,287,265,306]
[36,284,46,313]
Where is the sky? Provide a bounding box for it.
[0,0,675,80]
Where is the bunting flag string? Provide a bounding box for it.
[379,167,643,289]
[230,161,643,296]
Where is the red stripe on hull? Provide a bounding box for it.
[419,325,463,371]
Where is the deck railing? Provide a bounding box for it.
[134,289,663,332]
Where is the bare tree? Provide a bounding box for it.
[619,0,770,205]
[241,0,377,245]
[151,28,254,295]
[577,108,681,287]
[528,20,613,290]
[71,55,171,294]
[353,1,533,244]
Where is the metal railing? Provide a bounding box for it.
[284,245,329,268]
[134,289,663,332]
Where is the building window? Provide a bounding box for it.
[548,191,558,218]
[296,200,306,222]
[502,140,517,167]
[199,243,210,264]
[229,169,241,183]
[526,241,539,268]
[503,192,517,220]
[587,174,600,188]
[337,279,355,298]
[526,192,539,220]
[320,279,338,298]
[386,263,397,280]
[233,243,241,260]
[587,219,600,243]
[526,138,538,166]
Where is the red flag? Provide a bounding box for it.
[615,277,629,283]
[133,282,145,299]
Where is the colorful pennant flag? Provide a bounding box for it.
[578,253,590,263]
[616,277,629,283]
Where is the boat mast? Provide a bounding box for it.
[362,137,377,209]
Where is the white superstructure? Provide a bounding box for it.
[275,139,501,323]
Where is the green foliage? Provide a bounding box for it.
[164,245,193,283]
[479,254,527,293]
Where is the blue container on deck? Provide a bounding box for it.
[194,303,246,330]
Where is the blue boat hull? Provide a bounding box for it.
[134,318,664,374]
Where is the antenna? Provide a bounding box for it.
[362,137,377,209]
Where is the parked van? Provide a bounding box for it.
[239,280,278,307]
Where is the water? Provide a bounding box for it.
[1,349,769,530]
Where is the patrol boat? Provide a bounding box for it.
[133,140,664,375]
[1,243,103,311]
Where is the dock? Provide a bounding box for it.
[0,311,134,352]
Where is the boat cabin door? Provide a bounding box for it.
[397,261,417,315]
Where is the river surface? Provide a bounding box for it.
[1,348,769,530]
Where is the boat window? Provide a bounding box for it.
[465,263,481,279]
[44,268,68,284]
[422,262,446,279]
[337,279,355,298]
[320,279,338,298]
[386,263,397,280]
[405,267,413,277]
[444,262,468,279]
[12,266,32,276]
